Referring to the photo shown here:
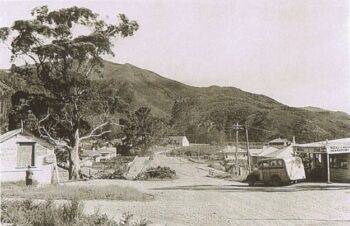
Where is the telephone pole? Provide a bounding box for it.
[245,121,251,172]
[232,122,244,175]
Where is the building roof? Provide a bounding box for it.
[249,148,264,156]
[294,138,350,148]
[264,145,293,158]
[81,150,101,157]
[257,146,279,157]
[220,146,246,153]
[269,138,290,144]
[169,136,187,140]
[96,147,115,154]
[0,129,55,149]
[0,129,22,142]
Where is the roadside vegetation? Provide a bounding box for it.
[135,166,176,180]
[1,181,153,201]
[1,199,150,226]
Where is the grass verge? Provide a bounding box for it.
[1,181,153,201]
[1,198,151,226]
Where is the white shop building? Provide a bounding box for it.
[293,138,350,183]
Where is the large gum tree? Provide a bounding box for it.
[0,5,138,179]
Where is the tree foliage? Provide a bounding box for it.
[1,5,138,179]
[118,107,170,155]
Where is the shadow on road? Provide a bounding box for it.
[152,184,350,192]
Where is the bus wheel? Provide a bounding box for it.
[271,175,281,187]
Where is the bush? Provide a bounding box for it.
[1,199,151,226]
[135,166,176,180]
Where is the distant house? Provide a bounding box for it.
[80,150,101,167]
[80,146,116,164]
[0,129,58,184]
[268,138,290,149]
[167,136,190,147]
[96,147,116,162]
[220,146,248,161]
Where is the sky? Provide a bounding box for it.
[0,0,349,113]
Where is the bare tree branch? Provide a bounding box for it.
[80,121,111,141]
[38,111,72,149]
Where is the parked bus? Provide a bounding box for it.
[246,157,306,186]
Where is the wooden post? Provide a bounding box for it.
[325,142,331,184]
[55,155,60,184]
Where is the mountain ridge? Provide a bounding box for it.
[0,60,349,142]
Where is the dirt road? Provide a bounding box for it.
[73,156,350,226]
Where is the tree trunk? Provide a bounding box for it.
[70,129,81,180]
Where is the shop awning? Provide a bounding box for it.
[293,138,350,154]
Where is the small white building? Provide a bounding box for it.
[96,147,116,162]
[0,129,58,184]
[167,136,190,147]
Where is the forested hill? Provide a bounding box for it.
[1,60,350,143]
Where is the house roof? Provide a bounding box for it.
[264,145,293,158]
[0,129,55,149]
[269,138,289,144]
[168,136,188,142]
[249,148,263,156]
[0,129,22,142]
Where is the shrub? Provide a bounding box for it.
[1,199,151,226]
[135,166,176,180]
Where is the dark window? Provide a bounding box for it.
[17,143,35,167]
[330,157,348,169]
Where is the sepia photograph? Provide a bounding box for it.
[0,0,349,225]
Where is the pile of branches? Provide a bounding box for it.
[95,168,126,179]
[135,166,176,180]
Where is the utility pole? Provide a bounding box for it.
[232,122,244,175]
[245,121,251,172]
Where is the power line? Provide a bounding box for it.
[248,126,278,134]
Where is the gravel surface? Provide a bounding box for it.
[70,156,350,226]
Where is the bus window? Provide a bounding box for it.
[262,161,269,168]
[269,160,277,167]
[277,160,284,167]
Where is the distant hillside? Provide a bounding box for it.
[1,60,350,143]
